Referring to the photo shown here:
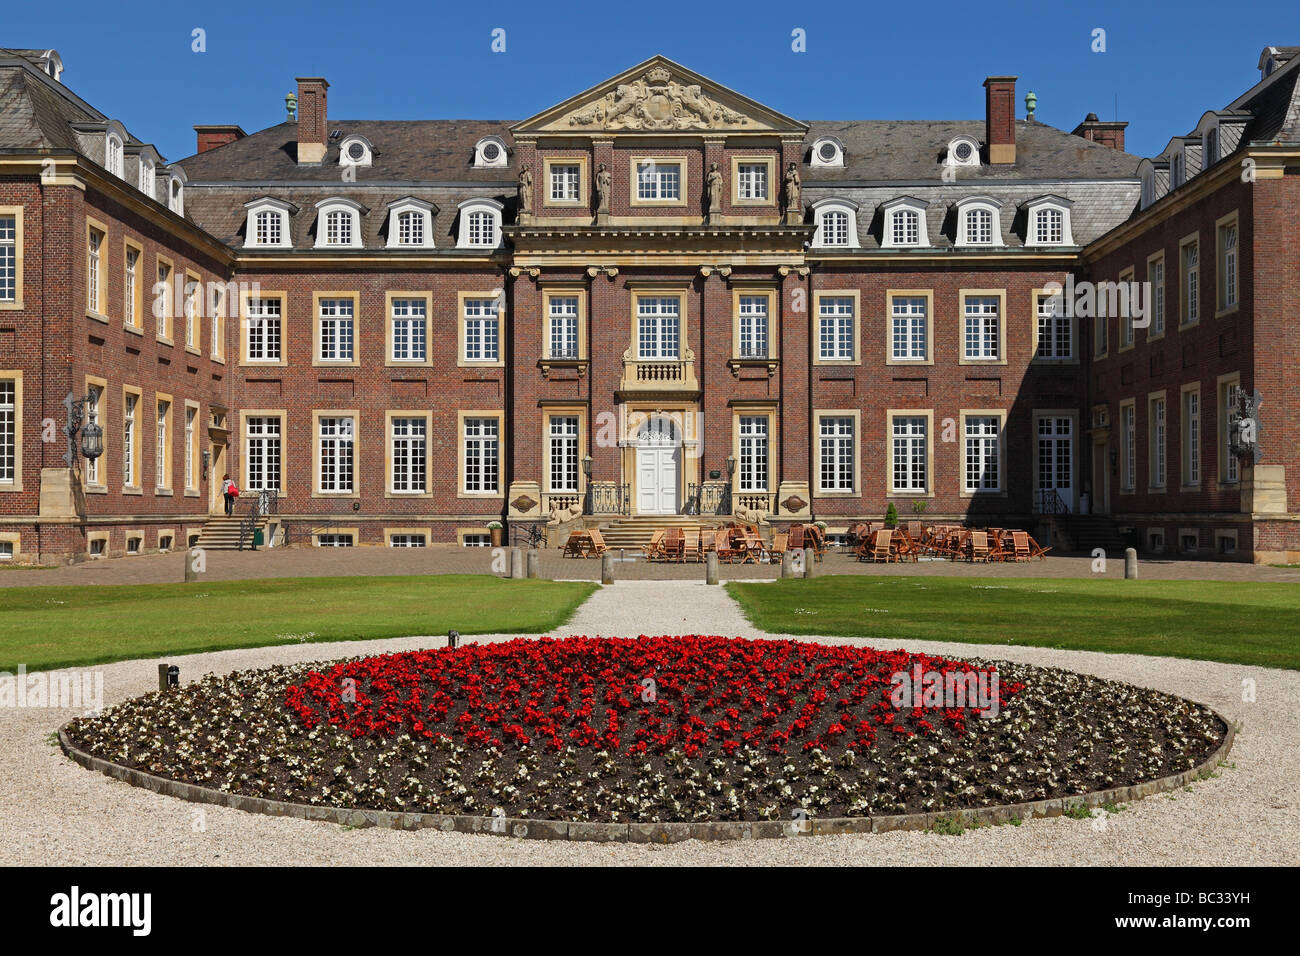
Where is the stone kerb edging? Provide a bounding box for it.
[59,719,1235,843]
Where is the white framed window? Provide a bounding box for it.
[963,296,1000,360]
[891,296,928,361]
[1024,197,1074,247]
[1150,397,1166,489]
[318,416,355,493]
[946,136,980,167]
[809,137,844,168]
[548,416,579,492]
[464,417,500,493]
[154,398,169,490]
[549,296,579,358]
[636,297,680,360]
[0,378,14,485]
[891,416,928,493]
[818,416,854,492]
[338,135,373,167]
[168,174,184,215]
[1218,220,1238,311]
[244,199,293,248]
[184,279,199,349]
[322,210,356,247]
[0,542,11,561]
[463,297,500,362]
[818,296,855,361]
[246,416,281,491]
[473,136,508,168]
[154,260,171,338]
[1149,256,1165,335]
[1182,388,1200,487]
[1121,403,1136,491]
[736,163,768,200]
[811,199,859,248]
[391,298,427,362]
[1182,239,1199,325]
[105,134,123,178]
[138,156,155,195]
[738,416,769,493]
[880,198,929,249]
[83,386,102,486]
[462,534,491,548]
[550,164,581,202]
[255,211,283,245]
[737,295,768,359]
[1221,379,1242,484]
[390,417,427,494]
[0,214,15,303]
[635,161,681,201]
[389,534,426,548]
[317,534,353,548]
[86,227,104,314]
[122,392,137,488]
[1035,292,1072,360]
[964,416,1001,493]
[123,247,139,327]
[246,297,282,362]
[318,298,354,362]
[386,198,434,249]
[457,199,503,249]
[954,197,1002,246]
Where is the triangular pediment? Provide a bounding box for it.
[512,56,808,136]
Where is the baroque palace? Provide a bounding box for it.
[1,48,1297,562]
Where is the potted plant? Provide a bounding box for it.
[487,520,504,547]
[884,503,898,528]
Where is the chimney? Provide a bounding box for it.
[193,124,247,154]
[983,75,1017,165]
[1071,112,1128,152]
[295,76,329,164]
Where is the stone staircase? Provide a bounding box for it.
[592,515,723,552]
[195,513,269,551]
[1053,514,1128,555]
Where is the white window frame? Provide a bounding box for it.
[810,199,859,248]
[390,416,427,494]
[817,295,855,362]
[317,297,355,362]
[636,296,681,360]
[315,198,364,249]
[464,417,500,494]
[809,137,844,168]
[549,163,582,203]
[548,416,580,493]
[548,295,580,359]
[0,213,16,304]
[243,199,293,249]
[735,162,768,201]
[946,136,981,167]
[318,416,355,494]
[105,132,124,178]
[390,297,427,362]
[457,198,503,249]
[963,415,1002,493]
[338,135,373,168]
[890,415,929,494]
[0,377,16,488]
[737,294,769,359]
[962,294,1001,361]
[634,161,682,202]
[385,198,435,249]
[462,296,501,363]
[1023,197,1075,247]
[818,415,855,493]
[245,415,281,492]
[954,197,1003,247]
[880,197,929,249]
[473,136,508,168]
[737,415,770,493]
[245,297,283,363]
[1035,291,1073,361]
[890,295,929,362]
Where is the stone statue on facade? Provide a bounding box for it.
[594,163,611,225]
[517,166,533,223]
[783,162,802,225]
[705,161,723,225]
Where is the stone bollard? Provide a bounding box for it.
[706,551,719,585]
[510,547,524,579]
[601,552,615,585]
[781,550,795,578]
[802,547,815,579]
[183,548,204,582]
[1124,547,1138,580]
[526,550,539,579]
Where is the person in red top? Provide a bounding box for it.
[222,474,239,516]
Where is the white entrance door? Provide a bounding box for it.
[635,417,680,515]
[1037,416,1075,513]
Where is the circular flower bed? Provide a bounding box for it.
[66,636,1227,824]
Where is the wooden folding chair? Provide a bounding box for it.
[869,528,894,562]
[641,528,666,561]
[682,527,701,563]
[769,531,789,563]
[562,530,587,558]
[1009,531,1032,562]
[1026,534,1052,560]
[587,529,608,557]
[895,528,921,562]
[968,531,991,563]
[714,527,741,563]
[662,527,684,562]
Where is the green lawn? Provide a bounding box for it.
[0,575,597,672]
[727,576,1300,670]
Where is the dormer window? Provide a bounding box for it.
[473,136,509,168]
[386,197,435,249]
[457,198,503,249]
[339,135,373,168]
[1171,151,1184,188]
[167,170,185,215]
[315,198,366,248]
[138,156,154,195]
[105,134,123,178]
[880,197,930,249]
[946,136,981,167]
[809,136,844,168]
[810,198,859,248]
[954,197,1003,247]
[1023,196,1074,247]
[243,198,295,248]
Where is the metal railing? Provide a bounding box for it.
[685,481,732,516]
[237,488,278,551]
[1036,488,1069,515]
[586,482,630,516]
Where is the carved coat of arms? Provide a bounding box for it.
[568,67,750,131]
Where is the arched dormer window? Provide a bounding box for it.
[457,198,503,249]
[810,198,859,248]
[314,198,367,248]
[946,135,981,167]
[338,135,373,168]
[473,136,509,168]
[104,121,127,179]
[880,196,930,249]
[166,167,186,216]
[138,155,155,195]
[809,135,845,168]
[386,197,436,249]
[243,198,296,248]
[953,196,1003,246]
[1022,195,1074,247]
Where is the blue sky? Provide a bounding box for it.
[6,0,1297,161]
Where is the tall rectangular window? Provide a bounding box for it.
[184,279,199,348]
[0,379,16,485]
[1221,380,1241,484]
[636,162,680,201]
[1120,404,1136,491]
[1183,389,1200,486]
[246,297,282,362]
[463,297,500,362]
[1182,240,1199,325]
[255,211,281,245]
[891,296,927,361]
[550,164,580,202]
[0,215,15,303]
[1149,257,1165,335]
[184,405,197,490]
[738,416,769,493]
[155,399,170,490]
[891,210,920,246]
[820,211,849,246]
[1035,292,1072,359]
[963,296,1000,360]
[637,297,680,359]
[319,416,354,493]
[123,392,138,488]
[155,261,171,337]
[84,386,102,486]
[1218,222,1238,311]
[318,298,355,362]
[737,163,768,200]
[964,416,1000,492]
[124,247,140,328]
[891,416,927,492]
[246,416,281,491]
[1149,397,1166,489]
[737,295,769,359]
[87,227,105,314]
[464,417,500,493]
[391,298,427,362]
[548,416,579,492]
[396,211,424,246]
[391,417,427,493]
[549,296,579,358]
[1035,208,1063,244]
[818,297,854,361]
[819,416,854,492]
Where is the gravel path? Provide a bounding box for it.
[5,581,1296,866]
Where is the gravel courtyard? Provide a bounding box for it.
[5,580,1296,866]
